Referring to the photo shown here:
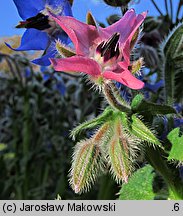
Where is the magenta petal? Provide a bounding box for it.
[103,65,144,90]
[50,56,101,76]
[99,9,136,41]
[128,11,147,42]
[49,13,99,56]
[122,40,130,65]
[99,9,147,44]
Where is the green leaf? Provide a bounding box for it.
[168,128,183,161]
[131,94,176,115]
[119,165,155,200]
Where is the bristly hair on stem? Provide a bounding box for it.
[102,81,132,114]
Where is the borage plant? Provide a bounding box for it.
[48,1,183,199]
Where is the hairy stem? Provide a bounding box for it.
[102,82,131,114]
[164,60,175,105]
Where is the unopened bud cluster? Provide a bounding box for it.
[103,0,131,7]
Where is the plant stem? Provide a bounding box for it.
[102,82,132,114]
[22,91,31,198]
[110,82,130,108]
[151,0,164,16]
[98,174,118,199]
[164,60,175,105]
[0,53,24,86]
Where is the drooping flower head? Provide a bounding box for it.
[50,9,147,89]
[6,0,73,66]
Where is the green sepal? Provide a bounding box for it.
[71,107,114,139]
[56,41,76,57]
[130,28,140,50]
[119,112,129,129]
[131,94,176,115]
[108,116,132,183]
[86,12,97,27]
[131,114,162,147]
[167,127,183,161]
[70,140,103,194]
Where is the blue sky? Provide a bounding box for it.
[0,0,180,37]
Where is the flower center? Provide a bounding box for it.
[92,32,120,74]
[16,5,63,36]
[96,33,120,62]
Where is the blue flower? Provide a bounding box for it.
[42,70,66,95]
[143,80,164,99]
[174,118,183,128]
[174,103,183,114]
[6,0,72,66]
[144,80,164,93]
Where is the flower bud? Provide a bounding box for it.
[107,15,120,25]
[103,0,131,7]
[69,140,103,194]
[108,117,139,183]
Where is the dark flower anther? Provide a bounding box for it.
[96,33,120,62]
[16,13,51,31]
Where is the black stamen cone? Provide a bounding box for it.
[16,13,51,31]
[96,33,120,62]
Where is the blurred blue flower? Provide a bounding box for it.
[159,116,183,141]
[6,0,72,66]
[174,103,183,114]
[174,118,183,128]
[43,71,66,95]
[143,80,164,99]
[25,68,32,78]
[144,80,164,93]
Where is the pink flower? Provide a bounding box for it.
[50,9,147,89]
